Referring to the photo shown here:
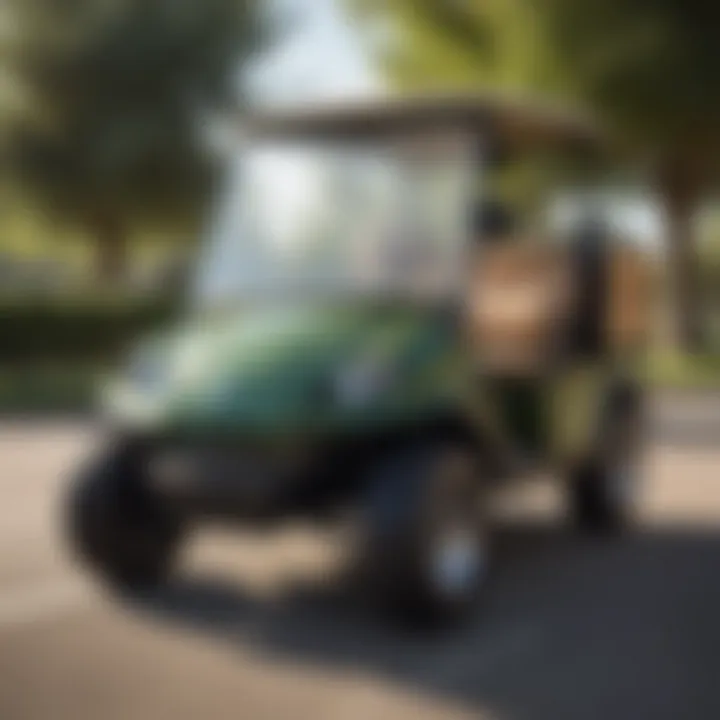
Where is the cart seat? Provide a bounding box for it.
[469,241,574,373]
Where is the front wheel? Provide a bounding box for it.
[67,445,183,590]
[361,442,488,627]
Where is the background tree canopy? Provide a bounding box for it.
[538,0,720,349]
[0,0,270,281]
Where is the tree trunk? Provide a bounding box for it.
[91,211,127,286]
[657,168,704,353]
[662,197,704,351]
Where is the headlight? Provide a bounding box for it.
[127,346,167,393]
[101,345,169,426]
[333,354,394,408]
[101,378,165,426]
[127,342,207,392]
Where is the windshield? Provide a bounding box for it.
[193,132,475,307]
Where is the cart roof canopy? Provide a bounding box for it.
[243,93,602,153]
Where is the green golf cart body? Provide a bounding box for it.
[68,94,649,624]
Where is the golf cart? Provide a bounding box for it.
[68,95,650,624]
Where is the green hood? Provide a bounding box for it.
[107,301,461,435]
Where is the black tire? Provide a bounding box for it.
[569,384,644,533]
[361,442,488,628]
[67,446,182,590]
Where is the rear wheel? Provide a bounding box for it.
[362,442,488,627]
[67,446,183,590]
[569,385,644,533]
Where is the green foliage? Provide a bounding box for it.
[0,296,178,363]
[357,0,720,168]
[645,352,720,389]
[536,0,720,166]
[0,364,99,414]
[0,0,270,230]
[352,0,561,93]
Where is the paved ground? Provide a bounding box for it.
[0,395,719,720]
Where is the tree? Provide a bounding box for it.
[352,0,561,94]
[0,0,270,283]
[534,0,720,350]
[355,0,720,350]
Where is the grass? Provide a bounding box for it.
[644,351,720,390]
[0,364,104,414]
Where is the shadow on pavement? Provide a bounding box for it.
[131,524,720,720]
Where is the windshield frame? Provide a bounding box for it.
[191,129,479,310]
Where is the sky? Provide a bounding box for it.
[248,0,382,107]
